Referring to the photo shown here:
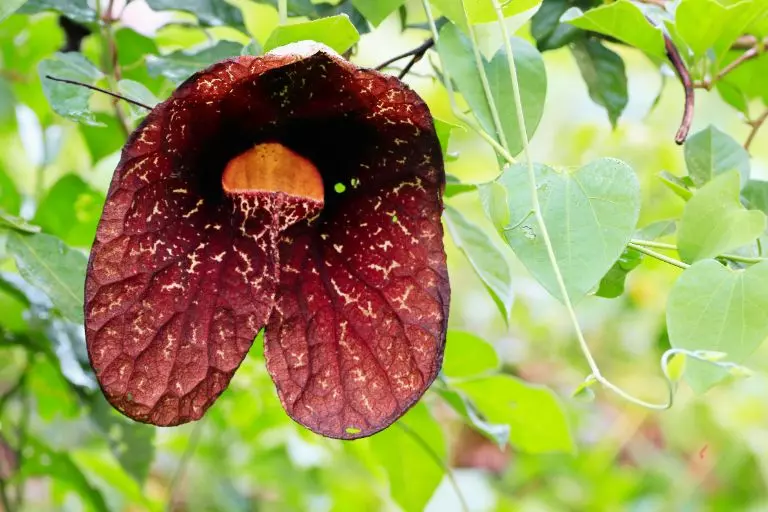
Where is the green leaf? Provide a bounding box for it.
[27,356,79,420]
[20,438,108,512]
[454,375,574,453]
[636,219,677,241]
[438,23,547,158]
[498,158,640,302]
[0,0,28,22]
[443,331,499,377]
[0,166,20,216]
[117,79,160,122]
[666,353,687,383]
[743,180,768,214]
[434,116,463,158]
[145,0,244,27]
[676,0,733,58]
[33,174,105,248]
[677,171,766,263]
[478,180,511,232]
[351,0,406,26]
[38,52,104,126]
[667,259,768,392]
[571,374,597,402]
[5,230,86,323]
[684,125,750,189]
[80,114,129,163]
[88,397,156,484]
[17,0,96,23]
[444,204,514,323]
[718,52,768,107]
[594,247,643,299]
[715,80,749,116]
[431,0,542,29]
[146,41,244,84]
[570,39,627,128]
[369,403,445,512]
[437,388,510,446]
[444,174,477,197]
[113,28,160,67]
[562,1,666,58]
[530,0,583,51]
[0,211,41,233]
[264,15,360,54]
[658,171,694,201]
[676,0,768,63]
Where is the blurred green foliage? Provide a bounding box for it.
[1,0,768,511]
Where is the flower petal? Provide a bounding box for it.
[264,64,449,439]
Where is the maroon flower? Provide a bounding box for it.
[84,42,449,439]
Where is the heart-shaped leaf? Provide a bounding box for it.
[668,259,768,392]
[497,158,640,302]
[684,125,750,189]
[677,171,766,263]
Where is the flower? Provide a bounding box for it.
[85,42,449,439]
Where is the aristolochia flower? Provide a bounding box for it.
[84,42,450,439]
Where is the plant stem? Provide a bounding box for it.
[460,3,509,153]
[44,76,153,110]
[95,0,129,137]
[629,239,768,265]
[661,30,694,144]
[420,0,515,165]
[167,421,204,511]
[492,0,678,410]
[627,242,690,269]
[630,239,677,251]
[745,109,768,152]
[278,0,287,25]
[694,45,761,90]
[397,422,469,512]
[375,38,434,71]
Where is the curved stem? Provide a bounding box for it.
[459,2,509,153]
[662,31,694,145]
[627,242,690,269]
[630,239,768,265]
[491,0,679,410]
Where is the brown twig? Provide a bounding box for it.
[732,36,768,50]
[662,32,694,144]
[744,109,768,152]
[375,38,435,79]
[694,45,761,90]
[44,75,153,110]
